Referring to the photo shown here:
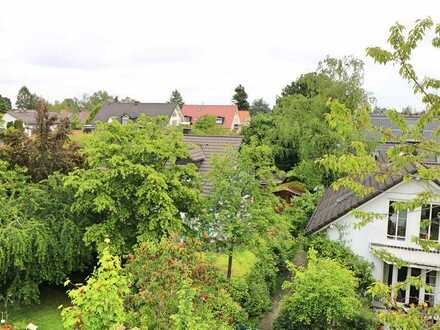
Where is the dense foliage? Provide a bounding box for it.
[232,84,250,111]
[274,251,369,330]
[65,116,201,253]
[0,101,83,181]
[62,243,129,330]
[15,86,38,109]
[191,115,236,136]
[0,164,91,304]
[168,89,184,109]
[124,238,245,329]
[319,17,440,327]
[0,94,11,113]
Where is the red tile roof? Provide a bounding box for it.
[238,111,250,126]
[181,104,238,129]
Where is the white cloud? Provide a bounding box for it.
[0,0,439,109]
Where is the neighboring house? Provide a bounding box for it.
[238,111,251,127]
[181,105,242,131]
[2,110,63,136]
[91,102,184,128]
[307,112,440,306]
[182,135,242,194]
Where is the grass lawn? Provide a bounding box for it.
[206,249,257,278]
[69,129,89,145]
[8,286,68,330]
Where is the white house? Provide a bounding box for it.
[2,110,62,136]
[307,164,440,307]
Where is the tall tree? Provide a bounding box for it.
[15,86,37,109]
[320,18,440,327]
[0,95,11,113]
[203,143,280,279]
[250,98,271,116]
[168,89,184,109]
[82,90,115,123]
[64,116,201,253]
[232,84,250,111]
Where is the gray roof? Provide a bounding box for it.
[7,110,63,125]
[94,102,175,123]
[371,113,439,140]
[183,135,242,194]
[306,163,418,234]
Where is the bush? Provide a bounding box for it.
[305,236,374,295]
[230,250,277,318]
[274,251,367,330]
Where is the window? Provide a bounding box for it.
[409,268,421,305]
[425,270,437,307]
[184,116,192,123]
[121,116,129,125]
[234,123,239,130]
[216,116,224,125]
[396,266,408,303]
[387,201,407,240]
[420,204,440,241]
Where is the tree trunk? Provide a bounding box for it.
[227,245,234,280]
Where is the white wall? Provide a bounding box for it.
[2,113,16,128]
[326,180,440,280]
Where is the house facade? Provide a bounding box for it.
[2,110,62,136]
[307,174,440,306]
[91,102,184,128]
[181,104,244,131]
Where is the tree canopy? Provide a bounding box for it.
[0,95,11,113]
[15,86,37,109]
[232,84,250,111]
[168,89,184,109]
[64,115,201,253]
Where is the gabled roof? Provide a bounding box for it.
[7,110,63,125]
[306,163,419,234]
[181,105,238,129]
[238,111,250,125]
[94,102,175,123]
[183,135,242,194]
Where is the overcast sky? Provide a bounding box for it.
[0,1,439,110]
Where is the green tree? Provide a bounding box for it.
[0,95,11,113]
[274,251,365,330]
[49,97,81,113]
[83,90,115,123]
[61,242,129,330]
[203,143,280,279]
[232,84,250,111]
[319,18,440,327]
[15,86,37,109]
[249,98,271,116]
[0,100,83,181]
[0,165,91,304]
[168,89,184,109]
[64,116,201,253]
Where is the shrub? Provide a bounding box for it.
[124,238,246,329]
[305,236,374,294]
[230,250,277,318]
[274,251,366,330]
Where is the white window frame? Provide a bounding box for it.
[420,204,440,241]
[216,116,224,125]
[387,201,408,240]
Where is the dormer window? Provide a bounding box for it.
[184,116,192,124]
[216,116,225,125]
